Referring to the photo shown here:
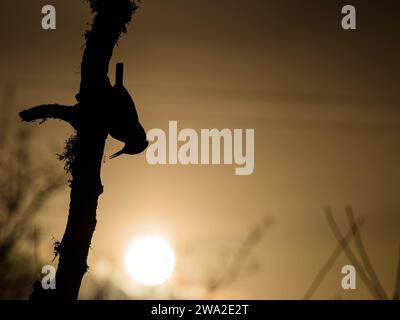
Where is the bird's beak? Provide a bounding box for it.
[109,150,123,159]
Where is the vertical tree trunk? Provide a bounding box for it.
[54,128,107,300]
[29,0,138,300]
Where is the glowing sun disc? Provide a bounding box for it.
[125,235,176,286]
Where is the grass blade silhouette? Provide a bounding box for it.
[394,247,400,300]
[303,214,364,300]
[345,206,388,299]
[325,207,382,299]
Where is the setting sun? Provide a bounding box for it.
[124,236,176,286]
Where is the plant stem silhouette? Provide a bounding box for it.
[205,216,273,297]
[324,207,383,299]
[345,206,388,299]
[20,0,141,300]
[303,214,365,300]
[304,207,395,299]
[393,247,400,300]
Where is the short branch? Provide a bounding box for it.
[19,104,76,127]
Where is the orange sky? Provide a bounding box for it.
[1,0,400,299]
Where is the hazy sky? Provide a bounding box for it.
[1,0,400,299]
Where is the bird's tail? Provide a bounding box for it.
[110,150,124,159]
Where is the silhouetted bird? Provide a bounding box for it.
[108,63,148,159]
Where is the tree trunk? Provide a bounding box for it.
[54,128,106,300]
[28,0,138,300]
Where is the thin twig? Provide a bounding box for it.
[393,247,400,300]
[303,215,365,300]
[206,216,273,296]
[325,207,383,299]
[345,206,388,299]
